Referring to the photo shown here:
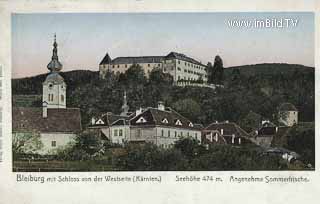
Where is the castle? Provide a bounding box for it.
[99,52,208,82]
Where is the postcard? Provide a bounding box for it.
[0,0,319,204]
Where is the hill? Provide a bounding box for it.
[224,63,314,78]
[12,63,315,126]
[12,70,99,95]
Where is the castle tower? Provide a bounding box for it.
[42,34,66,109]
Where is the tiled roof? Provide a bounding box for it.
[90,112,134,127]
[130,107,201,130]
[12,107,81,133]
[204,122,249,137]
[111,56,164,64]
[165,52,206,67]
[258,127,277,135]
[99,51,207,67]
[279,103,298,111]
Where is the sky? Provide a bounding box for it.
[12,12,314,78]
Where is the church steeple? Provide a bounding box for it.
[43,34,66,109]
[47,34,63,72]
[120,91,129,116]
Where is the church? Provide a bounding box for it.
[12,35,82,155]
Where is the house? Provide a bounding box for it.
[99,52,208,82]
[203,121,253,146]
[12,35,82,155]
[278,103,298,126]
[130,102,202,148]
[89,91,135,145]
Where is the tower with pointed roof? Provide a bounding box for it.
[42,34,66,109]
[120,91,129,116]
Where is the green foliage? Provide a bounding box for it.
[286,124,315,166]
[172,99,201,121]
[12,132,44,158]
[115,143,188,171]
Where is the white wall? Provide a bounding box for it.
[43,81,66,109]
[38,132,76,155]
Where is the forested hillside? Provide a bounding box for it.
[12,63,315,127]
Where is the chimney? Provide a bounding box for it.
[136,107,143,116]
[91,117,96,125]
[158,101,165,111]
[43,102,48,118]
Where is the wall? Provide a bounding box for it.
[42,81,66,109]
[39,132,76,155]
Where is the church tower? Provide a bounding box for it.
[120,91,129,116]
[42,34,66,109]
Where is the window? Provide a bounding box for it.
[178,60,180,64]
[187,132,190,137]
[162,118,168,124]
[136,117,147,123]
[177,67,181,71]
[114,129,118,137]
[175,131,177,138]
[161,129,164,137]
[49,84,53,89]
[51,141,56,147]
[125,64,127,68]
[168,130,170,137]
[148,64,150,67]
[189,122,194,127]
[175,120,182,126]
[119,129,123,137]
[61,95,64,102]
[117,65,120,68]
[195,133,198,140]
[48,94,53,101]
[180,132,183,137]
[112,65,115,68]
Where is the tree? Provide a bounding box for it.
[174,137,205,159]
[172,98,201,122]
[212,55,224,84]
[12,132,43,158]
[207,62,214,83]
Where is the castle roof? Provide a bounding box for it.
[111,56,164,64]
[99,53,112,65]
[12,107,82,133]
[165,52,206,67]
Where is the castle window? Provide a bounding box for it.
[114,129,118,137]
[168,130,170,137]
[119,129,123,137]
[161,129,164,137]
[117,65,120,68]
[51,141,56,147]
[112,65,115,68]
